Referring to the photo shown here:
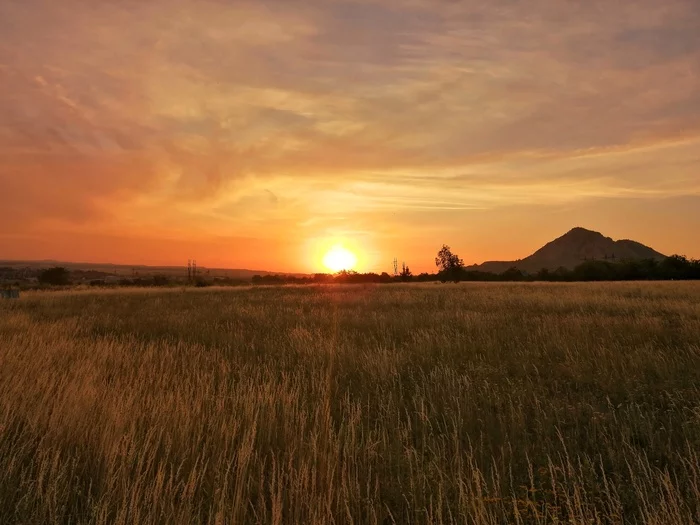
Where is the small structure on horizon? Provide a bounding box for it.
[0,289,20,299]
[187,259,198,283]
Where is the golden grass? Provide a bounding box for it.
[1,282,699,524]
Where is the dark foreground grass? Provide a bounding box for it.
[1,282,699,524]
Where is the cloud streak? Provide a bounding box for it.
[1,0,699,270]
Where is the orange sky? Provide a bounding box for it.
[1,0,699,273]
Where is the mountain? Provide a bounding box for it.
[471,227,666,274]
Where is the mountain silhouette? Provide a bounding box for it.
[472,227,666,274]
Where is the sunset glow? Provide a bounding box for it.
[322,246,358,273]
[0,1,699,272]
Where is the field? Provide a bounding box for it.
[1,283,699,524]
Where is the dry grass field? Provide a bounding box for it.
[1,283,699,524]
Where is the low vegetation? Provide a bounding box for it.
[253,254,700,285]
[1,283,699,524]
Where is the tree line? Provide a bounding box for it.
[252,246,700,285]
[27,246,700,288]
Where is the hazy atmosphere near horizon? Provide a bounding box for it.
[4,4,700,524]
[2,0,700,272]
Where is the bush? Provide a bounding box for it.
[38,267,70,286]
[153,275,170,287]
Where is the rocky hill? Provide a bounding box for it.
[472,227,666,274]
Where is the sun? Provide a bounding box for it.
[323,245,358,273]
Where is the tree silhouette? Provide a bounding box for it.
[400,262,412,282]
[435,245,464,282]
[38,267,70,286]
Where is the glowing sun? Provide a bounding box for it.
[323,245,358,272]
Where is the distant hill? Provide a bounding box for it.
[0,260,309,280]
[471,227,666,274]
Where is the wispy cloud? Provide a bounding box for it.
[1,0,699,269]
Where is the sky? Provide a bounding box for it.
[1,0,699,273]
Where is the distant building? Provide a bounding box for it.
[0,289,20,299]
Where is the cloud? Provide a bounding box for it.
[1,0,699,266]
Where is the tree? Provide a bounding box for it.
[661,255,690,280]
[379,272,392,283]
[38,267,70,286]
[501,267,525,281]
[435,245,464,282]
[400,262,412,282]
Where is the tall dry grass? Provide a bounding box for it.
[1,282,699,524]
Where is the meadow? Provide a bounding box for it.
[0,283,699,524]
